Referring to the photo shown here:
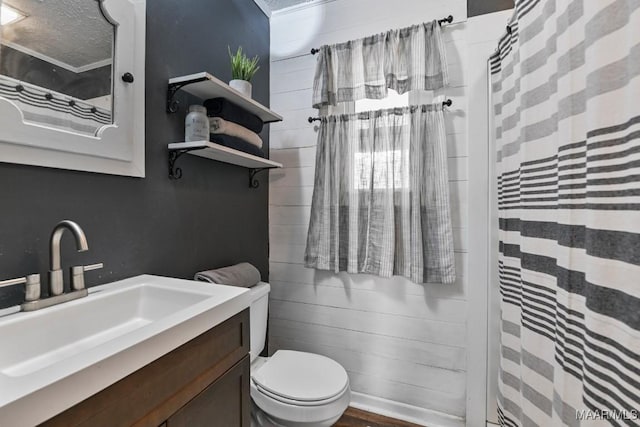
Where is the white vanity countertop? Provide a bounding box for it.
[0,275,251,427]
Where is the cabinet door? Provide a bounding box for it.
[167,356,250,427]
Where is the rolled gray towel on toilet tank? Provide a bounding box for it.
[194,262,261,287]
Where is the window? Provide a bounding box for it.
[354,149,409,189]
[352,89,410,190]
[354,88,409,112]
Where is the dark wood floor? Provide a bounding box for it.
[335,407,424,427]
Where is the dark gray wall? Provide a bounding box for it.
[0,0,270,309]
[468,0,514,17]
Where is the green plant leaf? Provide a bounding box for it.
[228,46,260,82]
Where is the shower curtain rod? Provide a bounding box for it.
[307,99,453,123]
[310,15,454,55]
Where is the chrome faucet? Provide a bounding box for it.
[0,220,103,312]
[49,220,89,296]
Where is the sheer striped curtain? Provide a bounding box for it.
[491,0,640,425]
[304,105,456,284]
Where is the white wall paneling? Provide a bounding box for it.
[266,1,509,425]
[268,281,467,323]
[270,0,466,61]
[269,297,467,346]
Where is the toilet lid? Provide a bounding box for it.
[251,350,349,402]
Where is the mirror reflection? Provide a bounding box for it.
[0,0,114,135]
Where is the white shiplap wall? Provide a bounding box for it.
[268,1,469,424]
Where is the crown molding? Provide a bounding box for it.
[271,0,336,16]
[252,0,272,18]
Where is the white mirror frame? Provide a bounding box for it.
[0,0,146,177]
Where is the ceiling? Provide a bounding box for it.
[1,0,113,71]
[264,0,320,11]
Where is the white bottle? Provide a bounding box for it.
[185,105,209,142]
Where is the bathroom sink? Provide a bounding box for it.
[0,275,251,427]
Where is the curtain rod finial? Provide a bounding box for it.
[438,15,453,25]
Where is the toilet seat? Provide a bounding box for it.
[254,381,349,407]
[251,350,349,403]
[250,350,351,425]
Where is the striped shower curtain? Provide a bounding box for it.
[491,0,640,425]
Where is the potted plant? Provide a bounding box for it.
[228,46,260,98]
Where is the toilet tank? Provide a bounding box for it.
[247,282,270,362]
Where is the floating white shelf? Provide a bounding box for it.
[167,72,283,123]
[166,72,283,186]
[169,141,282,169]
[168,141,282,187]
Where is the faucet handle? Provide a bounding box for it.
[83,263,104,272]
[0,276,27,287]
[0,274,41,302]
[70,263,104,291]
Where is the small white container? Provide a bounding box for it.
[229,79,252,98]
[185,105,209,142]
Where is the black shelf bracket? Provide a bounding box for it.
[166,77,209,113]
[168,148,204,179]
[170,149,278,186]
[249,168,272,189]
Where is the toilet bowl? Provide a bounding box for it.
[250,351,350,427]
[246,283,350,427]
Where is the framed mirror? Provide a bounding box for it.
[0,0,145,177]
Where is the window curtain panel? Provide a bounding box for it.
[304,105,456,284]
[491,0,640,425]
[312,21,449,109]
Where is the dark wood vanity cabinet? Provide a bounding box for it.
[166,355,249,427]
[41,309,250,427]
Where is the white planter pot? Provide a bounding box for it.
[229,79,252,98]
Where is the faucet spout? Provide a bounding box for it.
[49,220,88,271]
[48,220,89,296]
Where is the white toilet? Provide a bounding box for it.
[248,282,350,427]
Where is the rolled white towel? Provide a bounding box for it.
[209,117,263,149]
[194,262,261,288]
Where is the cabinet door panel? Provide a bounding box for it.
[168,356,250,427]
